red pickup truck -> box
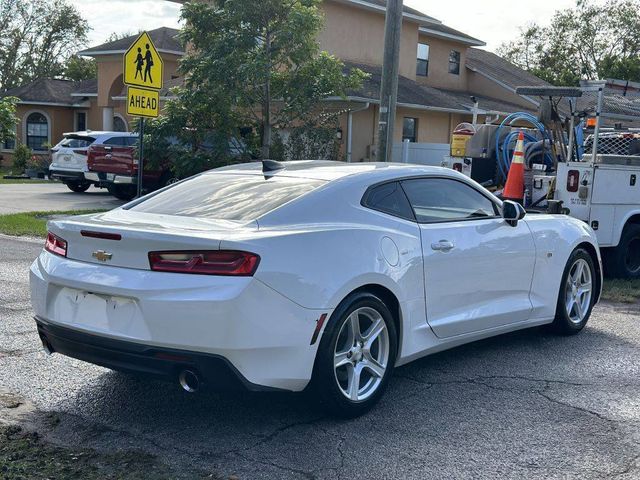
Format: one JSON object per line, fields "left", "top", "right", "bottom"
{"left": 85, "top": 142, "right": 176, "bottom": 200}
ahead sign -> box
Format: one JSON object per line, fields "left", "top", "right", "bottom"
{"left": 123, "top": 31, "right": 164, "bottom": 91}
{"left": 127, "top": 86, "right": 160, "bottom": 118}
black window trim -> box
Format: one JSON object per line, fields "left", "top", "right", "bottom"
{"left": 362, "top": 175, "right": 502, "bottom": 225}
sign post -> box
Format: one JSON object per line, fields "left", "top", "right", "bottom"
{"left": 123, "top": 31, "right": 163, "bottom": 198}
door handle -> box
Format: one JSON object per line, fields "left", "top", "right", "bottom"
{"left": 431, "top": 240, "right": 455, "bottom": 252}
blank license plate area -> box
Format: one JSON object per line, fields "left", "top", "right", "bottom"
{"left": 51, "top": 287, "right": 141, "bottom": 335}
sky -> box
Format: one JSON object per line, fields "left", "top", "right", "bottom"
{"left": 72, "top": 0, "right": 604, "bottom": 52}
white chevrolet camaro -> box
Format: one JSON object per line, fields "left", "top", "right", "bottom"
{"left": 30, "top": 160, "right": 602, "bottom": 417}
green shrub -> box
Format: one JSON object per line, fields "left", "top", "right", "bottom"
{"left": 12, "top": 144, "right": 32, "bottom": 174}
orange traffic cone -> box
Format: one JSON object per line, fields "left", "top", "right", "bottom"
{"left": 503, "top": 131, "right": 525, "bottom": 203}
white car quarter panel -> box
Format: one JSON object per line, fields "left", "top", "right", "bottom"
{"left": 524, "top": 214, "right": 602, "bottom": 319}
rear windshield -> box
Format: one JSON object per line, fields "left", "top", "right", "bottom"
{"left": 127, "top": 173, "right": 326, "bottom": 222}
{"left": 60, "top": 136, "right": 95, "bottom": 148}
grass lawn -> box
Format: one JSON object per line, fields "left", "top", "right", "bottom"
{"left": 0, "top": 210, "right": 107, "bottom": 238}
{"left": 601, "top": 278, "right": 640, "bottom": 304}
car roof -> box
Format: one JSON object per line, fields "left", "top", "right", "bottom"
{"left": 210, "top": 160, "right": 459, "bottom": 183}
{"left": 62, "top": 131, "right": 137, "bottom": 138}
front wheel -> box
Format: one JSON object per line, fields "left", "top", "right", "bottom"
{"left": 311, "top": 292, "right": 397, "bottom": 418}
{"left": 552, "top": 249, "right": 596, "bottom": 335}
{"left": 65, "top": 181, "right": 91, "bottom": 193}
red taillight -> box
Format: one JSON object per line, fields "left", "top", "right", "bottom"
{"left": 148, "top": 251, "right": 260, "bottom": 276}
{"left": 45, "top": 232, "right": 67, "bottom": 257}
{"left": 73, "top": 149, "right": 88, "bottom": 156}
{"left": 452, "top": 163, "right": 463, "bottom": 172}
{"left": 567, "top": 169, "right": 580, "bottom": 192}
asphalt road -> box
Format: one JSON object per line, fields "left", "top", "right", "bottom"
{"left": 1, "top": 235, "right": 639, "bottom": 479}
{"left": 0, "top": 183, "right": 123, "bottom": 214}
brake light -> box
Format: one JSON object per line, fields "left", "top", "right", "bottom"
{"left": 45, "top": 232, "right": 67, "bottom": 257}
{"left": 452, "top": 163, "right": 463, "bottom": 172}
{"left": 567, "top": 170, "right": 580, "bottom": 192}
{"left": 81, "top": 230, "right": 122, "bottom": 241}
{"left": 73, "top": 149, "right": 88, "bottom": 156}
{"left": 148, "top": 251, "right": 260, "bottom": 276}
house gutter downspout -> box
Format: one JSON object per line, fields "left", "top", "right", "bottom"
{"left": 347, "top": 102, "right": 370, "bottom": 162}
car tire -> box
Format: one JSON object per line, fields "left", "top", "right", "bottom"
{"left": 311, "top": 291, "right": 397, "bottom": 418}
{"left": 608, "top": 224, "right": 640, "bottom": 279}
{"left": 107, "top": 185, "right": 137, "bottom": 201}
{"left": 66, "top": 181, "right": 91, "bottom": 193}
{"left": 552, "top": 248, "right": 597, "bottom": 335}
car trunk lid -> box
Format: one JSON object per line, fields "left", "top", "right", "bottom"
{"left": 47, "top": 209, "right": 258, "bottom": 270}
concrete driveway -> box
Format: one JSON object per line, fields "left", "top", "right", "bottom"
{"left": 1, "top": 235, "right": 640, "bottom": 479}
{"left": 0, "top": 183, "right": 124, "bottom": 214}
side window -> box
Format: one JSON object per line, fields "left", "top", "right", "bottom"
{"left": 449, "top": 50, "right": 461, "bottom": 75}
{"left": 401, "top": 178, "right": 497, "bottom": 223}
{"left": 124, "top": 137, "right": 138, "bottom": 147}
{"left": 362, "top": 182, "right": 415, "bottom": 221}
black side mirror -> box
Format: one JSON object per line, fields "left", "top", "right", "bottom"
{"left": 502, "top": 200, "right": 526, "bottom": 226}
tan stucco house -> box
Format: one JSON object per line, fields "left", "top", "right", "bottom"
{"left": 1, "top": 1, "right": 549, "bottom": 167}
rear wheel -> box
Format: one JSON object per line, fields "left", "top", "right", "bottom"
{"left": 107, "top": 184, "right": 136, "bottom": 201}
{"left": 312, "top": 292, "right": 397, "bottom": 418}
{"left": 65, "top": 181, "right": 91, "bottom": 193}
{"left": 609, "top": 224, "right": 640, "bottom": 279}
{"left": 552, "top": 249, "right": 596, "bottom": 335}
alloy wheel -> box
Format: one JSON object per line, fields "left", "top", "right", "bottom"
{"left": 333, "top": 307, "right": 389, "bottom": 402}
{"left": 565, "top": 258, "right": 593, "bottom": 324}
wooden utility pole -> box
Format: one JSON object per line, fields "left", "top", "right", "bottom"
{"left": 377, "top": 0, "right": 403, "bottom": 162}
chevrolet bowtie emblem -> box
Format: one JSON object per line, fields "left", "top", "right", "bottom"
{"left": 92, "top": 250, "right": 113, "bottom": 262}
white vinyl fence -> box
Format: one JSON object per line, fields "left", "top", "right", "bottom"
{"left": 391, "top": 140, "right": 451, "bottom": 167}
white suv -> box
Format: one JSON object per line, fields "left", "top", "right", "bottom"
{"left": 50, "top": 131, "right": 138, "bottom": 193}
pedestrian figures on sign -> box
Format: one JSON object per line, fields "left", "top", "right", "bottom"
{"left": 144, "top": 44, "right": 154, "bottom": 84}
{"left": 134, "top": 48, "right": 144, "bottom": 80}
{"left": 133, "top": 44, "right": 155, "bottom": 84}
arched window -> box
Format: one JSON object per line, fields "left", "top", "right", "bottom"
{"left": 113, "top": 115, "right": 127, "bottom": 132}
{"left": 26, "top": 112, "right": 49, "bottom": 151}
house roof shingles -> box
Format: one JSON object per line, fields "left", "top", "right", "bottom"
{"left": 1, "top": 78, "right": 97, "bottom": 105}
{"left": 466, "top": 48, "right": 550, "bottom": 90}
{"left": 78, "top": 27, "right": 184, "bottom": 56}
{"left": 344, "top": 62, "right": 534, "bottom": 115}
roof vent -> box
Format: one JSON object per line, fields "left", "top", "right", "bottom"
{"left": 262, "top": 160, "right": 285, "bottom": 173}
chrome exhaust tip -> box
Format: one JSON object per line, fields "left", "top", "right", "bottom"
{"left": 178, "top": 369, "right": 200, "bottom": 393}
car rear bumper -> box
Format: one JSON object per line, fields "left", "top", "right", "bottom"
{"left": 84, "top": 172, "right": 136, "bottom": 184}
{"left": 30, "top": 251, "right": 328, "bottom": 391}
{"left": 35, "top": 316, "right": 278, "bottom": 391}
{"left": 50, "top": 169, "right": 86, "bottom": 182}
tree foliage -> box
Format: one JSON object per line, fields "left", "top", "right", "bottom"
{"left": 499, "top": 0, "right": 640, "bottom": 85}
{"left": 0, "top": 96, "right": 18, "bottom": 146}
{"left": 145, "top": 0, "right": 366, "bottom": 172}
{"left": 0, "top": 0, "right": 90, "bottom": 90}
{"left": 63, "top": 55, "right": 96, "bottom": 82}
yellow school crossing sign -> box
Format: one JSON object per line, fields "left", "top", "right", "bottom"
{"left": 123, "top": 31, "right": 164, "bottom": 197}
{"left": 123, "top": 31, "right": 164, "bottom": 90}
